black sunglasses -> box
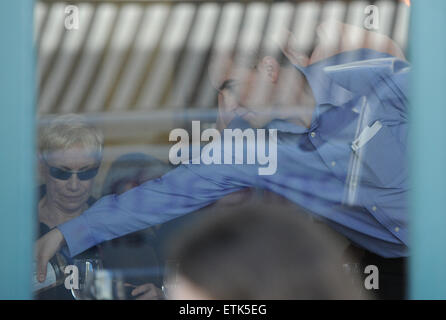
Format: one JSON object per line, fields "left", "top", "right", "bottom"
{"left": 46, "top": 163, "right": 99, "bottom": 181}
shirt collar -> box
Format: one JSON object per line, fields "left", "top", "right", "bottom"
{"left": 265, "top": 49, "right": 408, "bottom": 134}
{"left": 296, "top": 48, "right": 409, "bottom": 103}
{"left": 294, "top": 61, "right": 354, "bottom": 108}
{"left": 263, "top": 55, "right": 357, "bottom": 135}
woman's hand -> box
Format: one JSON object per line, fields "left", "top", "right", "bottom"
{"left": 131, "top": 283, "right": 164, "bottom": 300}
{"left": 35, "top": 228, "right": 65, "bottom": 282}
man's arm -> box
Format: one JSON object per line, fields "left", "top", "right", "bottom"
{"left": 279, "top": 21, "right": 406, "bottom": 68}
{"left": 62, "top": 164, "right": 251, "bottom": 257}
{"left": 36, "top": 148, "right": 257, "bottom": 281}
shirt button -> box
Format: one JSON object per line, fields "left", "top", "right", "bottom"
{"left": 372, "top": 206, "right": 377, "bottom": 212}
{"left": 331, "top": 161, "right": 336, "bottom": 167}
{"left": 310, "top": 132, "right": 316, "bottom": 138}
{"left": 395, "top": 227, "right": 400, "bottom": 232}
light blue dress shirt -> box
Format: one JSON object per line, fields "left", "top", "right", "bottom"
{"left": 58, "top": 49, "right": 410, "bottom": 258}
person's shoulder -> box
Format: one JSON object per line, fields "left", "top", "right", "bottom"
{"left": 338, "top": 48, "right": 396, "bottom": 62}
{"left": 322, "top": 50, "right": 410, "bottom": 98}
{"left": 308, "top": 48, "right": 406, "bottom": 71}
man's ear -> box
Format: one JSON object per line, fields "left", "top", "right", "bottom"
{"left": 259, "top": 56, "right": 280, "bottom": 83}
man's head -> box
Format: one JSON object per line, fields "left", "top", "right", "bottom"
{"left": 101, "top": 153, "right": 172, "bottom": 196}
{"left": 39, "top": 114, "right": 103, "bottom": 213}
{"left": 210, "top": 46, "right": 310, "bottom": 129}
{"left": 210, "top": 21, "right": 407, "bottom": 130}
{"left": 167, "top": 202, "right": 364, "bottom": 299}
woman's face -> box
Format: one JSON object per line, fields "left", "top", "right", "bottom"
{"left": 42, "top": 146, "right": 100, "bottom": 214}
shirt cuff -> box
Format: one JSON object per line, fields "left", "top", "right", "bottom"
{"left": 57, "top": 214, "right": 96, "bottom": 258}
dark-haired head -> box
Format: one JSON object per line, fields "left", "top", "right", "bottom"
{"left": 167, "top": 202, "right": 366, "bottom": 300}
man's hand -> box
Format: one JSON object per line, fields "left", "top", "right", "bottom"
{"left": 216, "top": 88, "right": 239, "bottom": 131}
{"left": 35, "top": 228, "right": 65, "bottom": 282}
{"left": 131, "top": 283, "right": 164, "bottom": 300}
{"left": 278, "top": 20, "right": 406, "bottom": 68}
{"left": 311, "top": 20, "right": 406, "bottom": 63}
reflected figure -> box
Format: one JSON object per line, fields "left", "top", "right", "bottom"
{"left": 36, "top": 114, "right": 103, "bottom": 299}
{"left": 102, "top": 153, "right": 172, "bottom": 196}
{"left": 37, "top": 22, "right": 410, "bottom": 300}
{"left": 100, "top": 153, "right": 171, "bottom": 300}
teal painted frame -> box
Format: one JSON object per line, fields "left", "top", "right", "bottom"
{"left": 409, "top": 0, "right": 446, "bottom": 299}
{"left": 0, "top": 0, "right": 446, "bottom": 300}
{"left": 0, "top": 0, "right": 35, "bottom": 299}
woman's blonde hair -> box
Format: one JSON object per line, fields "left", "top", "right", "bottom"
{"left": 39, "top": 114, "right": 104, "bottom": 160}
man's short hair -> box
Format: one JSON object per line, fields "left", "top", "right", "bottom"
{"left": 232, "top": 42, "right": 293, "bottom": 71}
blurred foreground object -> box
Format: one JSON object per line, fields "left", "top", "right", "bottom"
{"left": 168, "top": 203, "right": 367, "bottom": 300}
{"left": 409, "top": 0, "right": 446, "bottom": 299}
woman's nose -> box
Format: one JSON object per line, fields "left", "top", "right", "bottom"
{"left": 66, "top": 174, "right": 80, "bottom": 191}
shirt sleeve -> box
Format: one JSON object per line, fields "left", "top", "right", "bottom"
{"left": 58, "top": 116, "right": 262, "bottom": 257}
{"left": 58, "top": 162, "right": 255, "bottom": 257}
